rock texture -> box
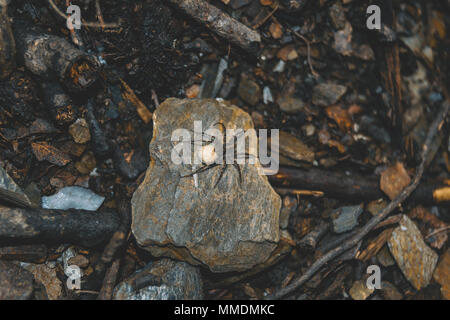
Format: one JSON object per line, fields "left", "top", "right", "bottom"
{"left": 0, "top": 260, "right": 34, "bottom": 300}
{"left": 433, "top": 249, "right": 450, "bottom": 300}
{"left": 0, "top": 165, "right": 35, "bottom": 208}
{"left": 113, "top": 259, "right": 203, "bottom": 300}
{"left": 132, "top": 98, "right": 281, "bottom": 273}
{"left": 21, "top": 262, "right": 63, "bottom": 300}
{"left": 331, "top": 204, "right": 363, "bottom": 234}
{"left": 349, "top": 279, "right": 374, "bottom": 300}
{"left": 277, "top": 131, "right": 315, "bottom": 163}
{"left": 388, "top": 215, "right": 438, "bottom": 290}
{"left": 312, "top": 83, "right": 347, "bottom": 107}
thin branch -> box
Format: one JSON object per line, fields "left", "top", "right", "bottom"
{"left": 167, "top": 0, "right": 261, "bottom": 53}
{"left": 95, "top": 0, "right": 106, "bottom": 30}
{"left": 252, "top": 3, "right": 279, "bottom": 29}
{"left": 97, "top": 258, "right": 120, "bottom": 300}
{"left": 289, "top": 27, "right": 319, "bottom": 78}
{"left": 266, "top": 100, "right": 449, "bottom": 300}
{"left": 425, "top": 226, "right": 450, "bottom": 239}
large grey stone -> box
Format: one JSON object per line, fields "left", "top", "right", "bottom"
{"left": 132, "top": 98, "right": 281, "bottom": 273}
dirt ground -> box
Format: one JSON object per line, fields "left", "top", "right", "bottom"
{"left": 0, "top": 0, "right": 449, "bottom": 300}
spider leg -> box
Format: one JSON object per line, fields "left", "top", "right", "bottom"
{"left": 211, "top": 122, "right": 226, "bottom": 133}
{"left": 213, "top": 164, "right": 227, "bottom": 188}
{"left": 181, "top": 163, "right": 218, "bottom": 178}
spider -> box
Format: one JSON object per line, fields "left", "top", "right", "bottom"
{"left": 180, "top": 122, "right": 256, "bottom": 188}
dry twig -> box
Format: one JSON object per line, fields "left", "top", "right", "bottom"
{"left": 167, "top": 0, "right": 261, "bottom": 52}
{"left": 252, "top": 3, "right": 279, "bottom": 29}
{"left": 266, "top": 100, "right": 449, "bottom": 300}
{"left": 289, "top": 28, "right": 319, "bottom": 78}
{"left": 97, "top": 258, "right": 120, "bottom": 300}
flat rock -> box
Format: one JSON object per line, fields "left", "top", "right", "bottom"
{"left": 0, "top": 260, "right": 34, "bottom": 300}
{"left": 388, "top": 215, "right": 439, "bottom": 290}
{"left": 238, "top": 76, "right": 261, "bottom": 106}
{"left": 276, "top": 131, "right": 315, "bottom": 163}
{"left": 331, "top": 204, "right": 363, "bottom": 234}
{"left": 68, "top": 118, "right": 91, "bottom": 144}
{"left": 380, "top": 162, "right": 411, "bottom": 200}
{"left": 132, "top": 98, "right": 281, "bottom": 273}
{"left": 277, "top": 96, "right": 305, "bottom": 113}
{"left": 349, "top": 279, "right": 374, "bottom": 300}
{"left": 113, "top": 259, "right": 203, "bottom": 300}
{"left": 312, "top": 83, "right": 347, "bottom": 107}
{"left": 0, "top": 165, "right": 35, "bottom": 208}
{"left": 41, "top": 186, "right": 105, "bottom": 211}
{"left": 377, "top": 246, "right": 395, "bottom": 267}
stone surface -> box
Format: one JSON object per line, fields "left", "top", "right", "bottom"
{"left": 433, "top": 249, "right": 450, "bottom": 300}
{"left": 68, "top": 118, "right": 91, "bottom": 144}
{"left": 331, "top": 204, "right": 363, "bottom": 234}
{"left": 0, "top": 260, "right": 34, "bottom": 300}
{"left": 238, "top": 75, "right": 261, "bottom": 106}
{"left": 388, "top": 215, "right": 439, "bottom": 290}
{"left": 21, "top": 262, "right": 62, "bottom": 300}
{"left": 377, "top": 246, "right": 395, "bottom": 267}
{"left": 113, "top": 259, "right": 203, "bottom": 300}
{"left": 349, "top": 279, "right": 374, "bottom": 300}
{"left": 132, "top": 98, "right": 281, "bottom": 273}
{"left": 312, "top": 83, "right": 347, "bottom": 107}
{"left": 381, "top": 281, "right": 403, "bottom": 300}
{"left": 276, "top": 131, "right": 315, "bottom": 163}
{"left": 277, "top": 96, "right": 305, "bottom": 113}
{"left": 41, "top": 186, "right": 105, "bottom": 211}
{"left": 0, "top": 164, "right": 35, "bottom": 207}
{"left": 75, "top": 152, "right": 96, "bottom": 175}
{"left": 333, "top": 22, "right": 353, "bottom": 56}
{"left": 68, "top": 254, "right": 90, "bottom": 268}
{"left": 380, "top": 162, "right": 411, "bottom": 200}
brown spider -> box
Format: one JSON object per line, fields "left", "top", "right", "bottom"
{"left": 181, "top": 122, "right": 255, "bottom": 188}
